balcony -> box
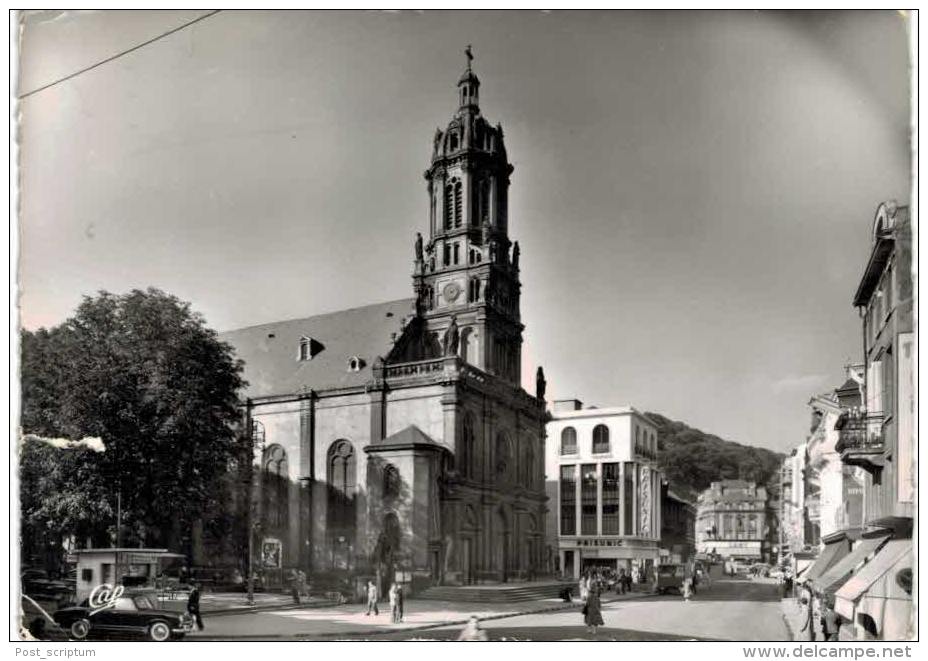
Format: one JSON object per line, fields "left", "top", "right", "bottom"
{"left": 835, "top": 412, "right": 885, "bottom": 473}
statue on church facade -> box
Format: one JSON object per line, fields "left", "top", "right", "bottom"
{"left": 512, "top": 241, "right": 520, "bottom": 271}
{"left": 443, "top": 316, "right": 460, "bottom": 356}
{"left": 415, "top": 232, "right": 424, "bottom": 262}
{"left": 536, "top": 366, "right": 546, "bottom": 400}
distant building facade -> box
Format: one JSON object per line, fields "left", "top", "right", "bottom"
{"left": 807, "top": 386, "right": 865, "bottom": 539}
{"left": 660, "top": 485, "right": 696, "bottom": 564}
{"left": 545, "top": 400, "right": 662, "bottom": 578}
{"left": 780, "top": 446, "right": 809, "bottom": 556}
{"left": 695, "top": 480, "right": 769, "bottom": 561}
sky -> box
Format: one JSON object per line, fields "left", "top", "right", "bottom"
{"left": 16, "top": 10, "right": 912, "bottom": 454}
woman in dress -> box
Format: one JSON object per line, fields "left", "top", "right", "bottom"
{"left": 583, "top": 586, "right": 605, "bottom": 635}
{"left": 388, "top": 583, "right": 400, "bottom": 623}
{"left": 682, "top": 577, "right": 693, "bottom": 602}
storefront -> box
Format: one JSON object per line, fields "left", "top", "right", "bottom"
{"left": 559, "top": 537, "right": 661, "bottom": 579}
{"left": 798, "top": 530, "right": 857, "bottom": 586}
{"left": 834, "top": 539, "right": 912, "bottom": 640}
{"left": 810, "top": 535, "right": 889, "bottom": 604}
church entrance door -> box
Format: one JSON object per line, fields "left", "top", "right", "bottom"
{"left": 462, "top": 537, "right": 475, "bottom": 585}
{"left": 495, "top": 510, "right": 510, "bottom": 583}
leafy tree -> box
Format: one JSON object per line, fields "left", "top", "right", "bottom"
{"left": 645, "top": 412, "right": 783, "bottom": 501}
{"left": 19, "top": 289, "right": 247, "bottom": 567}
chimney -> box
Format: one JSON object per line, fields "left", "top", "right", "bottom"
{"left": 553, "top": 399, "right": 583, "bottom": 412}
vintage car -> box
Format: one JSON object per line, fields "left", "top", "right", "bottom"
{"left": 53, "top": 591, "right": 194, "bottom": 641}
{"left": 654, "top": 564, "right": 687, "bottom": 594}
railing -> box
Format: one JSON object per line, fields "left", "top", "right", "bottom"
{"left": 836, "top": 412, "right": 885, "bottom": 454}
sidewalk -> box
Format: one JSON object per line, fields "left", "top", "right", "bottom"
{"left": 159, "top": 591, "right": 338, "bottom": 616}
{"left": 780, "top": 596, "right": 823, "bottom": 642}
{"left": 186, "top": 589, "right": 659, "bottom": 640}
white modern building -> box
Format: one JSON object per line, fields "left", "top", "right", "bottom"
{"left": 544, "top": 400, "right": 663, "bottom": 579}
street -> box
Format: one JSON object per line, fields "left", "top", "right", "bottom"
{"left": 189, "top": 577, "right": 789, "bottom": 641}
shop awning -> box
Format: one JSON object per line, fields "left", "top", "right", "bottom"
{"left": 811, "top": 535, "right": 889, "bottom": 598}
{"left": 801, "top": 538, "right": 851, "bottom": 583}
{"left": 834, "top": 540, "right": 911, "bottom": 625}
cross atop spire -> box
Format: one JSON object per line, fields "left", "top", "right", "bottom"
{"left": 465, "top": 44, "right": 474, "bottom": 69}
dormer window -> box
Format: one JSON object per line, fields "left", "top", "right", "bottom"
{"left": 347, "top": 356, "right": 365, "bottom": 372}
{"left": 298, "top": 336, "right": 324, "bottom": 361}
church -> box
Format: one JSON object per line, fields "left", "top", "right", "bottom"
{"left": 220, "top": 53, "right": 549, "bottom": 593}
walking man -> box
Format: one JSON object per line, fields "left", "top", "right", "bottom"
{"left": 365, "top": 580, "right": 379, "bottom": 616}
{"left": 187, "top": 582, "right": 204, "bottom": 631}
{"left": 389, "top": 583, "right": 400, "bottom": 623}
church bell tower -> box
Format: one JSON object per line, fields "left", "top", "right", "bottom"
{"left": 410, "top": 48, "right": 523, "bottom": 386}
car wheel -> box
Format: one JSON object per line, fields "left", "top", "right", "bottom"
{"left": 70, "top": 619, "right": 90, "bottom": 640}
{"left": 148, "top": 621, "right": 171, "bottom": 642}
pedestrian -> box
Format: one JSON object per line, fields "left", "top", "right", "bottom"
{"left": 397, "top": 583, "right": 405, "bottom": 622}
{"left": 820, "top": 604, "right": 839, "bottom": 642}
{"left": 579, "top": 573, "right": 589, "bottom": 602}
{"left": 289, "top": 569, "right": 301, "bottom": 604}
{"left": 824, "top": 607, "right": 840, "bottom": 641}
{"left": 389, "top": 583, "right": 400, "bottom": 623}
{"left": 799, "top": 591, "right": 816, "bottom": 642}
{"left": 623, "top": 571, "right": 632, "bottom": 594}
{"left": 365, "top": 580, "right": 379, "bottom": 616}
{"left": 458, "top": 615, "right": 488, "bottom": 641}
{"left": 682, "top": 577, "right": 693, "bottom": 602}
{"left": 187, "top": 582, "right": 204, "bottom": 631}
{"left": 583, "top": 586, "right": 604, "bottom": 635}
{"left": 297, "top": 569, "right": 307, "bottom": 598}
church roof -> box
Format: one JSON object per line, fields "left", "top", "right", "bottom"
{"left": 220, "top": 298, "right": 416, "bottom": 398}
{"left": 366, "top": 424, "right": 448, "bottom": 452}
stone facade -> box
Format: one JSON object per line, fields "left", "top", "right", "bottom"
{"left": 221, "top": 56, "right": 547, "bottom": 593}
{"left": 695, "top": 480, "right": 769, "bottom": 561}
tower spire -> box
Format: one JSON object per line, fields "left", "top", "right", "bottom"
{"left": 457, "top": 46, "right": 480, "bottom": 111}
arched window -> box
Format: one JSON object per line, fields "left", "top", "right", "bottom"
{"left": 479, "top": 178, "right": 491, "bottom": 224}
{"left": 263, "top": 444, "right": 289, "bottom": 528}
{"left": 592, "top": 425, "right": 610, "bottom": 453}
{"left": 444, "top": 183, "right": 454, "bottom": 230}
{"left": 523, "top": 443, "right": 535, "bottom": 488}
{"left": 453, "top": 180, "right": 463, "bottom": 227}
{"left": 560, "top": 427, "right": 577, "bottom": 455}
{"left": 468, "top": 277, "right": 481, "bottom": 303}
{"left": 382, "top": 463, "right": 401, "bottom": 502}
{"left": 327, "top": 440, "right": 357, "bottom": 548}
{"left": 329, "top": 440, "right": 356, "bottom": 496}
{"left": 496, "top": 433, "right": 512, "bottom": 483}
{"left": 460, "top": 327, "right": 473, "bottom": 363}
